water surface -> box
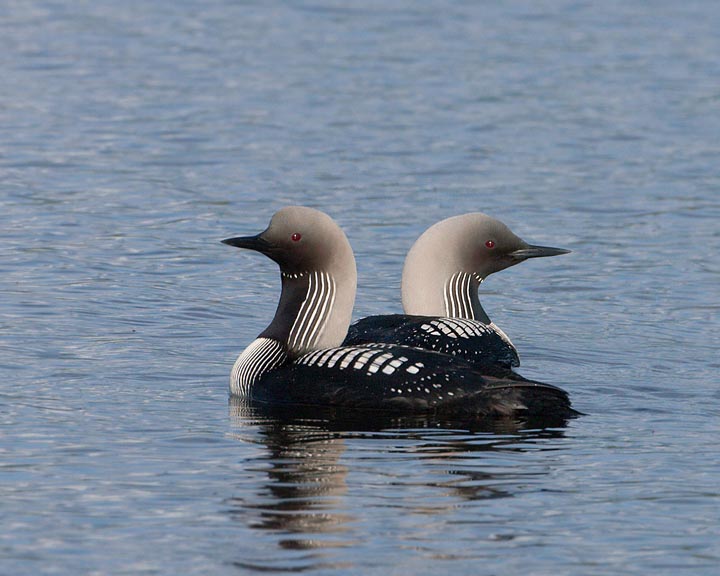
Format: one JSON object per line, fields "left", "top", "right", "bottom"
{"left": 2, "top": 1, "right": 719, "bottom": 574}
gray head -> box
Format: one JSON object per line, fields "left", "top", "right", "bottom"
{"left": 401, "top": 212, "right": 569, "bottom": 321}
{"left": 223, "top": 206, "right": 357, "bottom": 357}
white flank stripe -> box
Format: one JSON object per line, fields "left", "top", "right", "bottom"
{"left": 230, "top": 338, "right": 288, "bottom": 396}
{"left": 254, "top": 343, "right": 285, "bottom": 383}
{"left": 244, "top": 340, "right": 276, "bottom": 387}
{"left": 235, "top": 338, "right": 270, "bottom": 389}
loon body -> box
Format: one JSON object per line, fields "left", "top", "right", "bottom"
{"left": 344, "top": 314, "right": 520, "bottom": 368}
{"left": 344, "top": 213, "right": 569, "bottom": 368}
{"left": 223, "top": 207, "right": 575, "bottom": 419}
{"left": 250, "top": 342, "right": 571, "bottom": 418}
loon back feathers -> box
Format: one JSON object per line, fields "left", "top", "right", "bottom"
{"left": 343, "top": 314, "right": 520, "bottom": 368}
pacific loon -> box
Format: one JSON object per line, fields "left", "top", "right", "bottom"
{"left": 344, "top": 212, "right": 569, "bottom": 370}
{"left": 223, "top": 206, "right": 575, "bottom": 419}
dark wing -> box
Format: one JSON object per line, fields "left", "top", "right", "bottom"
{"left": 343, "top": 314, "right": 520, "bottom": 368}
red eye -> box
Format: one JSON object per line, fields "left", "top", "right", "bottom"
{"left": 291, "top": 232, "right": 302, "bottom": 242}
{"left": 485, "top": 240, "right": 495, "bottom": 249}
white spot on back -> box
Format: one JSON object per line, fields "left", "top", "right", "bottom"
{"left": 431, "top": 319, "right": 458, "bottom": 339}
{"left": 326, "top": 348, "right": 349, "bottom": 368}
{"left": 368, "top": 352, "right": 394, "bottom": 374}
{"left": 421, "top": 323, "right": 442, "bottom": 336}
{"left": 353, "top": 350, "right": 377, "bottom": 370}
{"left": 340, "top": 348, "right": 367, "bottom": 369}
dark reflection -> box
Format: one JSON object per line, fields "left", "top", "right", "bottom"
{"left": 225, "top": 397, "right": 570, "bottom": 571}
{"left": 229, "top": 399, "right": 573, "bottom": 434}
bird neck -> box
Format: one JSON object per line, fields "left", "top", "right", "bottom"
{"left": 402, "top": 264, "right": 492, "bottom": 324}
{"left": 442, "top": 271, "right": 491, "bottom": 323}
{"left": 260, "top": 268, "right": 355, "bottom": 359}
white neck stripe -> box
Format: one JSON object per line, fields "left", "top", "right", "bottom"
{"left": 444, "top": 272, "right": 475, "bottom": 320}
{"left": 288, "top": 270, "right": 336, "bottom": 355}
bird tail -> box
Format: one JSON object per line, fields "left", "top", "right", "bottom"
{"left": 474, "top": 369, "right": 582, "bottom": 420}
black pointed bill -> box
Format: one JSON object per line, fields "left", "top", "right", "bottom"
{"left": 509, "top": 244, "right": 571, "bottom": 260}
{"left": 221, "top": 233, "right": 274, "bottom": 255}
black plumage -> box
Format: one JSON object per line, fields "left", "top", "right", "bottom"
{"left": 344, "top": 314, "right": 520, "bottom": 368}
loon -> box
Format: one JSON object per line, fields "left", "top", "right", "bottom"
{"left": 344, "top": 213, "right": 570, "bottom": 369}
{"left": 222, "top": 206, "right": 575, "bottom": 419}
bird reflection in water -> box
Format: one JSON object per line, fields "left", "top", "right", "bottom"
{"left": 225, "top": 397, "right": 570, "bottom": 570}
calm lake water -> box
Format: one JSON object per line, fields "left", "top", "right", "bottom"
{"left": 2, "top": 1, "right": 719, "bottom": 574}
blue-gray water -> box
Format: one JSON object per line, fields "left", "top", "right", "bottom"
{"left": 2, "top": 1, "right": 719, "bottom": 574}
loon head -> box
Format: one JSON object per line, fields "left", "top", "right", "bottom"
{"left": 401, "top": 212, "right": 569, "bottom": 321}
{"left": 223, "top": 206, "right": 357, "bottom": 358}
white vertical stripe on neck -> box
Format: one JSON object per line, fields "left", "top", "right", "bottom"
{"left": 444, "top": 272, "right": 475, "bottom": 320}
{"left": 450, "top": 273, "right": 459, "bottom": 317}
{"left": 287, "top": 271, "right": 336, "bottom": 355}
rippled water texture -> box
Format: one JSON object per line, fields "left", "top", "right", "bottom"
{"left": 2, "top": 1, "right": 719, "bottom": 574}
